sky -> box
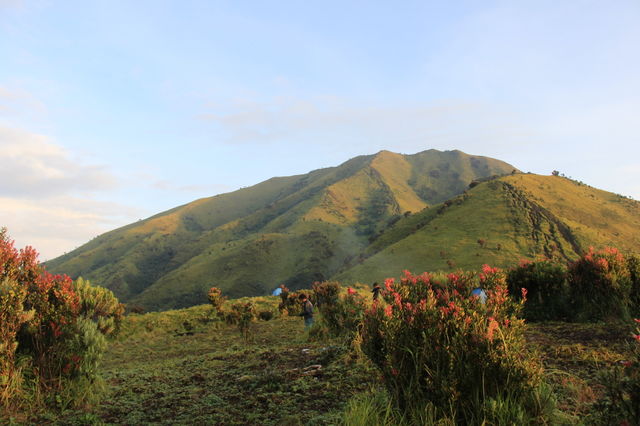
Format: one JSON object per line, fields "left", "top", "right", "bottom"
{"left": 1, "top": 0, "right": 639, "bottom": 260}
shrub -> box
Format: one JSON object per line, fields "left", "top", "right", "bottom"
{"left": 312, "top": 281, "right": 340, "bottom": 309}
{"left": 258, "top": 310, "right": 274, "bottom": 321}
{"left": 507, "top": 259, "right": 569, "bottom": 321}
{"left": 360, "top": 268, "right": 552, "bottom": 423}
{"left": 568, "top": 247, "right": 632, "bottom": 321}
{"left": 315, "top": 285, "right": 367, "bottom": 339}
{"left": 227, "top": 302, "right": 256, "bottom": 340}
{"left": 0, "top": 228, "right": 122, "bottom": 416}
{"left": 593, "top": 319, "right": 640, "bottom": 424}
{"left": 207, "top": 286, "right": 227, "bottom": 317}
{"left": 627, "top": 255, "right": 640, "bottom": 316}
{"left": 283, "top": 292, "right": 302, "bottom": 316}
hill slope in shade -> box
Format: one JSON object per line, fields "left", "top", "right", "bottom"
{"left": 45, "top": 149, "right": 517, "bottom": 310}
{"left": 336, "top": 174, "right": 640, "bottom": 285}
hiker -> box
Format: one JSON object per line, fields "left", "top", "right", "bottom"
{"left": 298, "top": 293, "right": 314, "bottom": 328}
{"left": 371, "top": 282, "right": 382, "bottom": 301}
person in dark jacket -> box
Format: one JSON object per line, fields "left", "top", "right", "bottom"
{"left": 298, "top": 293, "right": 314, "bottom": 328}
{"left": 371, "top": 282, "right": 382, "bottom": 301}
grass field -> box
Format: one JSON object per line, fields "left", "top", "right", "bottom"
{"left": 27, "top": 295, "right": 636, "bottom": 425}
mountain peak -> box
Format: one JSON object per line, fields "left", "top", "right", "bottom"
{"left": 46, "top": 149, "right": 525, "bottom": 310}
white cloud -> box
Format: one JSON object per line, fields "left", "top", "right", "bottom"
{"left": 0, "top": 195, "right": 142, "bottom": 261}
{"left": 0, "top": 85, "right": 46, "bottom": 117}
{"left": 0, "top": 126, "right": 118, "bottom": 198}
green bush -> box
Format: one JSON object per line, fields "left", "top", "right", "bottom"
{"left": 0, "top": 228, "right": 122, "bottom": 417}
{"left": 592, "top": 319, "right": 640, "bottom": 424}
{"left": 314, "top": 284, "right": 367, "bottom": 339}
{"left": 627, "top": 255, "right": 640, "bottom": 317}
{"left": 507, "top": 259, "right": 569, "bottom": 321}
{"left": 568, "top": 247, "right": 632, "bottom": 321}
{"left": 227, "top": 302, "right": 256, "bottom": 340}
{"left": 207, "top": 286, "right": 227, "bottom": 318}
{"left": 360, "top": 267, "right": 553, "bottom": 423}
{"left": 312, "top": 280, "right": 340, "bottom": 309}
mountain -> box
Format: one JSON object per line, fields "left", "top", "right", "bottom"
{"left": 45, "top": 149, "right": 517, "bottom": 310}
{"left": 336, "top": 173, "right": 640, "bottom": 284}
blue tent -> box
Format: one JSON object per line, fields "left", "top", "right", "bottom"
{"left": 471, "top": 288, "right": 487, "bottom": 304}
{"left": 272, "top": 287, "right": 283, "bottom": 296}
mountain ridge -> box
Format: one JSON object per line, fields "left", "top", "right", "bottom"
{"left": 45, "top": 148, "right": 640, "bottom": 311}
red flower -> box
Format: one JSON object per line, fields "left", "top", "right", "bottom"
{"left": 384, "top": 278, "right": 394, "bottom": 291}
{"left": 347, "top": 287, "right": 356, "bottom": 296}
{"left": 384, "top": 305, "right": 393, "bottom": 318}
{"left": 521, "top": 287, "right": 528, "bottom": 299}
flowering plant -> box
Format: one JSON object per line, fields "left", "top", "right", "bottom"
{"left": 568, "top": 247, "right": 632, "bottom": 321}
{"left": 360, "top": 268, "right": 548, "bottom": 422}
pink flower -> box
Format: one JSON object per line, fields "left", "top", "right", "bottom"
{"left": 394, "top": 292, "right": 402, "bottom": 307}
{"left": 347, "top": 287, "right": 356, "bottom": 296}
{"left": 487, "top": 319, "right": 499, "bottom": 342}
{"left": 521, "top": 287, "right": 528, "bottom": 300}
{"left": 384, "top": 305, "right": 393, "bottom": 318}
{"left": 384, "top": 278, "right": 395, "bottom": 291}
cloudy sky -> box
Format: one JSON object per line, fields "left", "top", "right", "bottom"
{"left": 1, "top": 0, "right": 639, "bottom": 260}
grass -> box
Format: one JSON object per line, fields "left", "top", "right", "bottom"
{"left": 22, "top": 292, "right": 637, "bottom": 425}
{"left": 337, "top": 174, "right": 640, "bottom": 286}
{"left": 31, "top": 298, "right": 378, "bottom": 425}
{"left": 44, "top": 149, "right": 518, "bottom": 311}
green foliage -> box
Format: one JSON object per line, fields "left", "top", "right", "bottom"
{"left": 207, "top": 286, "right": 227, "bottom": 317}
{"left": 592, "top": 320, "right": 640, "bottom": 424}
{"left": 74, "top": 277, "right": 124, "bottom": 335}
{"left": 313, "top": 282, "right": 367, "bottom": 339}
{"left": 507, "top": 259, "right": 570, "bottom": 321}
{"left": 0, "top": 229, "right": 122, "bottom": 419}
{"left": 45, "top": 150, "right": 519, "bottom": 311}
{"left": 568, "top": 247, "right": 633, "bottom": 322}
{"left": 360, "top": 268, "right": 553, "bottom": 423}
{"left": 228, "top": 302, "right": 256, "bottom": 340}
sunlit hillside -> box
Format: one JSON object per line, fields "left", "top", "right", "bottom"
{"left": 336, "top": 174, "right": 640, "bottom": 285}
{"left": 45, "top": 149, "right": 515, "bottom": 310}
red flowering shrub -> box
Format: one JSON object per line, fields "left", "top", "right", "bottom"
{"left": 312, "top": 281, "right": 340, "bottom": 309}
{"left": 317, "top": 285, "right": 368, "bottom": 339}
{"left": 568, "top": 247, "right": 632, "bottom": 321}
{"left": 361, "top": 268, "right": 551, "bottom": 423}
{"left": 507, "top": 259, "right": 569, "bottom": 321}
{"left": 207, "top": 286, "right": 227, "bottom": 318}
{"left": 0, "top": 229, "right": 122, "bottom": 415}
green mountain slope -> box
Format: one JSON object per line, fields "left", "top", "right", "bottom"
{"left": 336, "top": 174, "right": 640, "bottom": 284}
{"left": 45, "top": 149, "right": 516, "bottom": 310}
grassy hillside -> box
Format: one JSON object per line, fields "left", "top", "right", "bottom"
{"left": 33, "top": 297, "right": 635, "bottom": 425}
{"left": 46, "top": 149, "right": 516, "bottom": 311}
{"left": 336, "top": 174, "right": 640, "bottom": 285}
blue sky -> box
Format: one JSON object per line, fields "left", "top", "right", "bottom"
{"left": 1, "top": 0, "right": 639, "bottom": 259}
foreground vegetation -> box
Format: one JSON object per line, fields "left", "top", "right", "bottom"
{"left": 3, "top": 225, "right": 640, "bottom": 424}
{"left": 20, "top": 302, "right": 638, "bottom": 425}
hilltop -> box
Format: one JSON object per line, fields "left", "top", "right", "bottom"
{"left": 45, "top": 149, "right": 640, "bottom": 311}
{"left": 336, "top": 173, "right": 640, "bottom": 284}
{"left": 45, "top": 149, "right": 515, "bottom": 310}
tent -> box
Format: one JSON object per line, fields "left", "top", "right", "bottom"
{"left": 272, "top": 287, "right": 283, "bottom": 296}
{"left": 471, "top": 288, "right": 487, "bottom": 304}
